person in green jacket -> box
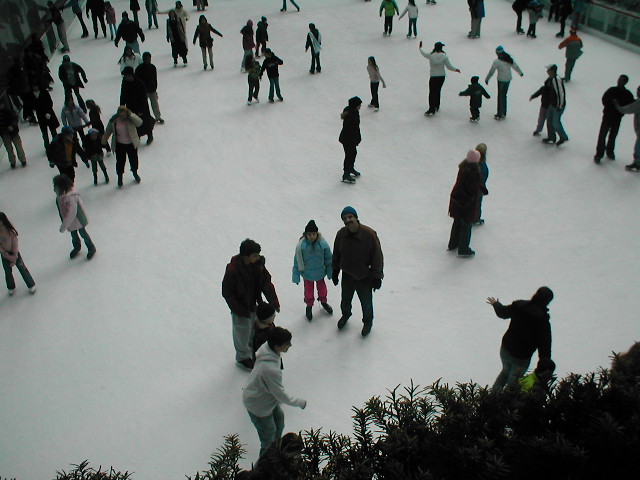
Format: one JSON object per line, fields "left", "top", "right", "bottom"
{"left": 519, "top": 358, "right": 556, "bottom": 392}
{"left": 380, "top": 0, "right": 399, "bottom": 36}
{"left": 557, "top": 27, "right": 583, "bottom": 82}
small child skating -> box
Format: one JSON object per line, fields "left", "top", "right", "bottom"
{"left": 399, "top": 0, "right": 418, "bottom": 38}
{"left": 53, "top": 174, "right": 96, "bottom": 260}
{"left": 86, "top": 99, "right": 111, "bottom": 153}
{"left": 526, "top": 0, "right": 543, "bottom": 38}
{"left": 292, "top": 220, "right": 333, "bottom": 320}
{"left": 83, "top": 128, "right": 109, "bottom": 185}
{"left": 252, "top": 303, "right": 277, "bottom": 355}
{"left": 367, "top": 56, "right": 386, "bottom": 111}
{"left": 473, "top": 143, "right": 489, "bottom": 226}
{"left": 0, "top": 212, "right": 36, "bottom": 296}
{"left": 459, "top": 76, "right": 490, "bottom": 122}
{"left": 519, "top": 358, "right": 556, "bottom": 391}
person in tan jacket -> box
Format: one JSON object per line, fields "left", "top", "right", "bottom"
{"left": 102, "top": 106, "right": 143, "bottom": 187}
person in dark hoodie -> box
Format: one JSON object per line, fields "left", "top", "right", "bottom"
{"left": 135, "top": 52, "right": 163, "bottom": 123}
{"left": 260, "top": 49, "right": 284, "bottom": 103}
{"left": 240, "top": 20, "right": 255, "bottom": 72}
{"left": 339, "top": 96, "right": 362, "bottom": 183}
{"left": 32, "top": 84, "right": 60, "bottom": 148}
{"left": 58, "top": 55, "right": 88, "bottom": 112}
{"left": 487, "top": 286, "right": 554, "bottom": 390}
{"left": 512, "top": 0, "right": 528, "bottom": 34}
{"left": 120, "top": 66, "right": 154, "bottom": 145}
{"left": 222, "top": 239, "right": 280, "bottom": 371}
{"left": 305, "top": 23, "right": 321, "bottom": 74}
{"left": 459, "top": 75, "right": 490, "bottom": 122}
{"left": 114, "top": 12, "right": 146, "bottom": 53}
{"left": 255, "top": 16, "right": 268, "bottom": 58}
{"left": 47, "top": 126, "right": 88, "bottom": 182}
{"left": 594, "top": 74, "right": 634, "bottom": 164}
{"left": 83, "top": 128, "right": 109, "bottom": 185}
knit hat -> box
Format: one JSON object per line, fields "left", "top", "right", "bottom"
{"left": 475, "top": 143, "right": 487, "bottom": 156}
{"left": 466, "top": 149, "right": 481, "bottom": 163}
{"left": 304, "top": 220, "right": 318, "bottom": 233}
{"left": 341, "top": 206, "right": 358, "bottom": 219}
{"left": 531, "top": 286, "right": 554, "bottom": 306}
{"left": 61, "top": 126, "right": 74, "bottom": 136}
{"left": 87, "top": 128, "right": 99, "bottom": 135}
{"left": 496, "top": 46, "right": 504, "bottom": 53}
{"left": 62, "top": 55, "right": 70, "bottom": 62}
{"left": 256, "top": 303, "right": 276, "bottom": 321}
{"left": 261, "top": 16, "right": 267, "bottom": 22}
{"left": 348, "top": 96, "right": 363, "bottom": 107}
{"left": 471, "top": 76, "right": 479, "bottom": 83}
{"left": 546, "top": 64, "right": 557, "bottom": 72}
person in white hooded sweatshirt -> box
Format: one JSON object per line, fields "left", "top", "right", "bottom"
{"left": 242, "top": 327, "right": 306, "bottom": 459}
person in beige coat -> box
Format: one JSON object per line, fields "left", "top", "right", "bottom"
{"left": 102, "top": 106, "right": 143, "bottom": 187}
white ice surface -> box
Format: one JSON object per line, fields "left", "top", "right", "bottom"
{"left": 1, "top": 0, "right": 639, "bottom": 478}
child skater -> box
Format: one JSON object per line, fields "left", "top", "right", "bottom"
{"left": 53, "top": 174, "right": 96, "bottom": 260}
{"left": 367, "top": 56, "right": 386, "bottom": 111}
{"left": 0, "top": 212, "right": 36, "bottom": 296}
{"left": 473, "top": 143, "right": 489, "bottom": 225}
{"left": 105, "top": 1, "right": 117, "bottom": 40}
{"left": 292, "top": 220, "right": 333, "bottom": 321}
{"left": 245, "top": 54, "right": 261, "bottom": 105}
{"left": 86, "top": 99, "right": 111, "bottom": 153}
{"left": 252, "top": 303, "right": 277, "bottom": 356}
{"left": 399, "top": 0, "right": 418, "bottom": 38}
{"left": 84, "top": 128, "right": 109, "bottom": 185}
{"left": 519, "top": 358, "right": 556, "bottom": 392}
{"left": 459, "top": 76, "right": 490, "bottom": 122}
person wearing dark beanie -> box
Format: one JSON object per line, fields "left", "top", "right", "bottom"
{"left": 292, "top": 220, "right": 333, "bottom": 321}
{"left": 339, "top": 97, "right": 362, "bottom": 183}
{"left": 332, "top": 207, "right": 384, "bottom": 337}
{"left": 252, "top": 303, "right": 277, "bottom": 355}
{"left": 223, "top": 238, "right": 280, "bottom": 370}
{"left": 486, "top": 286, "right": 554, "bottom": 389}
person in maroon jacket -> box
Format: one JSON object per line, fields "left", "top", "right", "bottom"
{"left": 222, "top": 239, "right": 280, "bottom": 370}
{"left": 486, "top": 286, "right": 554, "bottom": 390}
{"left": 447, "top": 149, "right": 487, "bottom": 258}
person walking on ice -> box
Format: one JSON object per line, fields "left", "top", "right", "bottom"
{"left": 419, "top": 41, "right": 461, "bottom": 117}
{"left": 305, "top": 23, "right": 321, "bottom": 74}
{"left": 485, "top": 46, "right": 523, "bottom": 120}
{"left": 292, "top": 220, "right": 333, "bottom": 321}
{"left": 367, "top": 56, "right": 386, "bottom": 111}
{"left": 380, "top": 0, "right": 399, "bottom": 36}
{"left": 399, "top": 0, "right": 418, "bottom": 38}
{"left": 339, "top": 96, "right": 362, "bottom": 183}
{"left": 53, "top": 174, "right": 96, "bottom": 260}
{"left": 0, "top": 212, "right": 36, "bottom": 295}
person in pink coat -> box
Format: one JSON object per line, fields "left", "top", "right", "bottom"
{"left": 0, "top": 212, "right": 36, "bottom": 295}
{"left": 53, "top": 174, "right": 96, "bottom": 260}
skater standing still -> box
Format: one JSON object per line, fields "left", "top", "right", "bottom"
{"left": 487, "top": 286, "right": 554, "bottom": 390}
{"left": 222, "top": 238, "right": 280, "bottom": 370}
{"left": 542, "top": 64, "right": 569, "bottom": 146}
{"left": 48, "top": 126, "right": 87, "bottom": 182}
{"left": 58, "top": 55, "right": 88, "bottom": 112}
{"left": 525, "top": 0, "right": 543, "bottom": 38}
{"left": 399, "top": 0, "right": 418, "bottom": 38}
{"left": 135, "top": 52, "right": 164, "bottom": 123}
{"left": 292, "top": 220, "right": 333, "bottom": 321}
{"left": 86, "top": 0, "right": 107, "bottom": 38}
{"left": 512, "top": 0, "right": 527, "bottom": 34}
{"left": 0, "top": 213, "right": 36, "bottom": 296}
{"left": 167, "top": 10, "right": 188, "bottom": 66}
{"left": 240, "top": 20, "right": 255, "bottom": 72}
{"left": 53, "top": 174, "right": 96, "bottom": 260}
{"left": 102, "top": 105, "right": 143, "bottom": 187}
{"left": 281, "top": 0, "right": 300, "bottom": 12}
{"left": 474, "top": 143, "right": 488, "bottom": 225}
{"left": 105, "top": 2, "right": 117, "bottom": 40}
{"left": 594, "top": 75, "right": 634, "bottom": 163}
{"left": 447, "top": 149, "right": 487, "bottom": 257}
{"left": 85, "top": 99, "right": 111, "bottom": 153}
{"left": 467, "top": 0, "right": 484, "bottom": 39}
{"left": 193, "top": 15, "right": 223, "bottom": 70}
{"left": 245, "top": 54, "right": 261, "bottom": 105}
{"left": 260, "top": 49, "right": 284, "bottom": 103}
{"left": 130, "top": 0, "right": 140, "bottom": 24}
{"left": 458, "top": 75, "right": 490, "bottom": 122}
{"left": 305, "top": 23, "right": 321, "bottom": 74}
{"left": 485, "top": 46, "right": 523, "bottom": 120}
{"left": 555, "top": 0, "right": 572, "bottom": 38}
{"left": 558, "top": 27, "right": 583, "bottom": 82}
{"left": 255, "top": 16, "right": 268, "bottom": 57}
{"left": 332, "top": 206, "right": 384, "bottom": 337}
{"left": 367, "top": 56, "right": 386, "bottom": 111}
{"left": 84, "top": 128, "right": 109, "bottom": 184}
{"left": 380, "top": 0, "right": 399, "bottom": 36}
{"left": 64, "top": 0, "right": 89, "bottom": 38}
{"left": 419, "top": 41, "right": 461, "bottom": 116}
{"left": 339, "top": 96, "right": 362, "bottom": 183}
{"left": 242, "top": 327, "right": 306, "bottom": 460}
{"left": 0, "top": 98, "right": 28, "bottom": 168}
{"left": 614, "top": 85, "right": 640, "bottom": 171}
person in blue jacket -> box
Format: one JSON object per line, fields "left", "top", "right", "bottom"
{"left": 292, "top": 220, "right": 333, "bottom": 321}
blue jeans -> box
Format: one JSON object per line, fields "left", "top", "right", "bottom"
{"left": 546, "top": 106, "right": 568, "bottom": 142}
{"left": 497, "top": 81, "right": 510, "bottom": 117}
{"left": 231, "top": 312, "right": 255, "bottom": 362}
{"left": 71, "top": 228, "right": 95, "bottom": 253}
{"left": 268, "top": 77, "right": 282, "bottom": 101}
{"left": 492, "top": 345, "right": 531, "bottom": 390}
{"left": 2, "top": 253, "right": 35, "bottom": 290}
{"left": 248, "top": 405, "right": 284, "bottom": 459}
{"left": 340, "top": 273, "right": 374, "bottom": 324}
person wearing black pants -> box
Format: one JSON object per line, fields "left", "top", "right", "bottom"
{"left": 419, "top": 41, "right": 460, "bottom": 116}
{"left": 380, "top": 0, "right": 399, "bottom": 35}
{"left": 512, "top": 0, "right": 527, "bottom": 34}
{"left": 86, "top": 0, "right": 107, "bottom": 38}
{"left": 594, "top": 75, "right": 635, "bottom": 163}
{"left": 339, "top": 96, "right": 362, "bottom": 183}
{"left": 32, "top": 85, "right": 60, "bottom": 148}
{"left": 102, "top": 106, "right": 143, "bottom": 187}
{"left": 555, "top": 0, "right": 572, "bottom": 37}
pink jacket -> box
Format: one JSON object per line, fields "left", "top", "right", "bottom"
{"left": 0, "top": 229, "right": 19, "bottom": 267}
{"left": 57, "top": 190, "right": 89, "bottom": 232}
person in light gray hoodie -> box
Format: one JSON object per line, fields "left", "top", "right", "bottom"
{"left": 615, "top": 85, "right": 640, "bottom": 171}
{"left": 419, "top": 41, "right": 460, "bottom": 116}
{"left": 485, "top": 46, "right": 523, "bottom": 120}
{"left": 242, "top": 327, "right": 306, "bottom": 459}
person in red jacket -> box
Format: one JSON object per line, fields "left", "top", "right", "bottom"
{"left": 222, "top": 239, "right": 280, "bottom": 370}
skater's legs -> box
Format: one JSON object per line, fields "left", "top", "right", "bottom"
{"left": 303, "top": 279, "right": 315, "bottom": 306}
{"left": 316, "top": 279, "right": 328, "bottom": 304}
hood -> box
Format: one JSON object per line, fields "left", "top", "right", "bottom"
{"left": 246, "top": 19, "right": 253, "bottom": 26}
{"left": 255, "top": 342, "right": 280, "bottom": 365}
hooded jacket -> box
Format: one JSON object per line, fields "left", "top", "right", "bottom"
{"left": 339, "top": 105, "right": 361, "bottom": 145}
{"left": 242, "top": 343, "right": 306, "bottom": 416}
{"left": 222, "top": 255, "right": 280, "bottom": 317}
{"left": 448, "top": 161, "right": 486, "bottom": 221}
{"left": 241, "top": 21, "right": 255, "bottom": 50}
{"left": 57, "top": 190, "right": 89, "bottom": 232}
{"left": 492, "top": 299, "right": 552, "bottom": 360}
{"left": 292, "top": 235, "right": 332, "bottom": 283}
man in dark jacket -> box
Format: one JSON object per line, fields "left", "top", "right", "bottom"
{"left": 530, "top": 79, "right": 551, "bottom": 136}
{"left": 47, "top": 126, "right": 87, "bottom": 181}
{"left": 339, "top": 96, "right": 362, "bottom": 183}
{"left": 594, "top": 74, "right": 635, "bottom": 163}
{"left": 135, "top": 52, "right": 163, "bottom": 123}
{"left": 332, "top": 206, "right": 384, "bottom": 337}
{"left": 32, "top": 84, "right": 60, "bottom": 148}
{"left": 542, "top": 64, "right": 568, "bottom": 146}
{"left": 305, "top": 23, "right": 321, "bottom": 73}
{"left": 222, "top": 239, "right": 280, "bottom": 370}
{"left": 0, "top": 99, "right": 28, "bottom": 168}
{"left": 120, "top": 66, "right": 154, "bottom": 144}
{"left": 512, "top": 0, "right": 528, "bottom": 34}
{"left": 260, "top": 49, "right": 284, "bottom": 103}
{"left": 86, "top": 0, "right": 107, "bottom": 38}
{"left": 487, "top": 286, "right": 554, "bottom": 390}
{"left": 115, "top": 12, "right": 146, "bottom": 53}
{"left": 58, "top": 55, "right": 88, "bottom": 112}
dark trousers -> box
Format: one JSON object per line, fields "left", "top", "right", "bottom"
{"left": 71, "top": 228, "right": 95, "bottom": 252}
{"left": 384, "top": 16, "right": 393, "bottom": 34}
{"left": 91, "top": 13, "right": 107, "bottom": 37}
{"left": 340, "top": 273, "right": 374, "bottom": 324}
{"left": 497, "top": 81, "right": 510, "bottom": 117}
{"left": 470, "top": 106, "right": 480, "bottom": 119}
{"left": 448, "top": 218, "right": 473, "bottom": 254}
{"left": 515, "top": 9, "right": 523, "bottom": 31}
{"left": 596, "top": 116, "right": 622, "bottom": 159}
{"left": 248, "top": 77, "right": 260, "bottom": 101}
{"left": 57, "top": 165, "right": 76, "bottom": 182}
{"left": 558, "top": 14, "right": 569, "bottom": 35}
{"left": 342, "top": 143, "right": 357, "bottom": 174}
{"left": 527, "top": 22, "right": 537, "bottom": 36}
{"left": 428, "top": 75, "right": 445, "bottom": 112}
{"left": 74, "top": 11, "right": 89, "bottom": 35}
{"left": 115, "top": 142, "right": 139, "bottom": 175}
{"left": 2, "top": 254, "right": 35, "bottom": 290}
{"left": 370, "top": 81, "right": 380, "bottom": 108}
{"left": 39, "top": 123, "right": 57, "bottom": 148}
{"left": 310, "top": 52, "right": 321, "bottom": 72}
{"left": 255, "top": 39, "right": 267, "bottom": 56}
{"left": 63, "top": 85, "right": 86, "bottom": 112}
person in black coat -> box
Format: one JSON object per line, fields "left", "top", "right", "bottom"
{"left": 447, "top": 149, "right": 487, "bottom": 257}
{"left": 487, "top": 286, "right": 554, "bottom": 390}
{"left": 459, "top": 76, "right": 490, "bottom": 122}
{"left": 32, "top": 84, "right": 60, "bottom": 148}
{"left": 115, "top": 13, "right": 146, "bottom": 53}
{"left": 58, "top": 55, "right": 88, "bottom": 112}
{"left": 47, "top": 126, "right": 88, "bottom": 181}
{"left": 255, "top": 16, "right": 268, "bottom": 57}
{"left": 339, "top": 96, "right": 362, "bottom": 183}
{"left": 594, "top": 74, "right": 635, "bottom": 163}
{"left": 555, "top": 0, "right": 572, "bottom": 37}
{"left": 512, "top": 0, "right": 528, "bottom": 34}
{"left": 86, "top": 0, "right": 107, "bottom": 38}
{"left": 259, "top": 49, "right": 284, "bottom": 103}
{"left": 135, "top": 52, "right": 163, "bottom": 123}
{"left": 120, "top": 66, "right": 154, "bottom": 144}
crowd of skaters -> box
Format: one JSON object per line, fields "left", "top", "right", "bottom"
{"left": 1, "top": 0, "right": 640, "bottom": 465}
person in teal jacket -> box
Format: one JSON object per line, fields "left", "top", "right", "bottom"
{"left": 380, "top": 0, "right": 399, "bottom": 36}
{"left": 292, "top": 220, "right": 333, "bottom": 321}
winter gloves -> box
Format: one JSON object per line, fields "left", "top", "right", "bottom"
{"left": 372, "top": 278, "right": 382, "bottom": 291}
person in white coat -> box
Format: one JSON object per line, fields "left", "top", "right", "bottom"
{"left": 242, "top": 327, "right": 306, "bottom": 459}
{"left": 485, "top": 46, "right": 523, "bottom": 120}
{"left": 419, "top": 41, "right": 461, "bottom": 116}
{"left": 53, "top": 174, "right": 96, "bottom": 260}
{"left": 399, "top": 0, "right": 418, "bottom": 38}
